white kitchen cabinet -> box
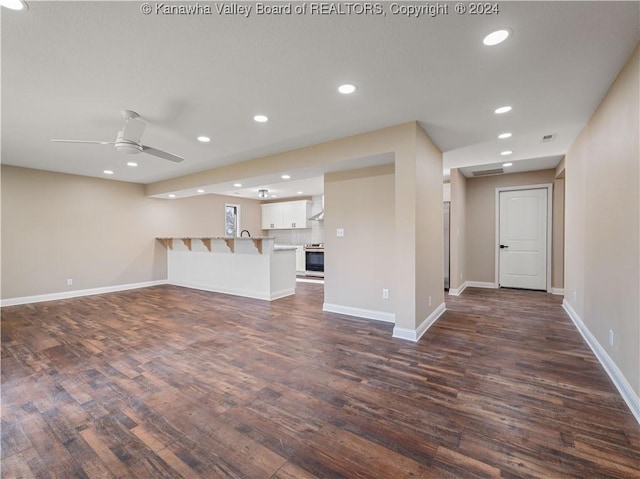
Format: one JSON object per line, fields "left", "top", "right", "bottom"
{"left": 261, "top": 203, "right": 283, "bottom": 229}
{"left": 261, "top": 200, "right": 311, "bottom": 230}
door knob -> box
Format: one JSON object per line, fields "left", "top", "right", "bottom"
{"left": 500, "top": 245, "right": 509, "bottom": 249}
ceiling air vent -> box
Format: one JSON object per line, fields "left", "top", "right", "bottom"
{"left": 472, "top": 168, "right": 504, "bottom": 177}
{"left": 542, "top": 133, "right": 556, "bottom": 142}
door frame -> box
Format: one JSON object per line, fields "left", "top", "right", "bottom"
{"left": 494, "top": 184, "right": 553, "bottom": 292}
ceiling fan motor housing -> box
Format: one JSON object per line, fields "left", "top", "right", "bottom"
{"left": 115, "top": 131, "right": 143, "bottom": 154}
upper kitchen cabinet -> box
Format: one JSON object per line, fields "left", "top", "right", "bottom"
{"left": 261, "top": 200, "right": 311, "bottom": 230}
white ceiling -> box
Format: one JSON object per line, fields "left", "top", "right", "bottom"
{"left": 2, "top": 2, "right": 638, "bottom": 199}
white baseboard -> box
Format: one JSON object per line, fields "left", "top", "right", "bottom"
{"left": 0, "top": 280, "right": 168, "bottom": 307}
{"left": 563, "top": 300, "right": 640, "bottom": 425}
{"left": 551, "top": 288, "right": 565, "bottom": 295}
{"left": 322, "top": 303, "right": 395, "bottom": 323}
{"left": 393, "top": 302, "right": 446, "bottom": 342}
{"left": 169, "top": 280, "right": 294, "bottom": 302}
{"left": 467, "top": 281, "right": 498, "bottom": 289}
{"left": 448, "top": 282, "right": 467, "bottom": 296}
{"left": 448, "top": 281, "right": 497, "bottom": 296}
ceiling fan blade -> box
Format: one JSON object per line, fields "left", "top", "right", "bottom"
{"left": 142, "top": 145, "right": 184, "bottom": 163}
{"left": 51, "top": 139, "right": 114, "bottom": 145}
{"left": 122, "top": 118, "right": 146, "bottom": 142}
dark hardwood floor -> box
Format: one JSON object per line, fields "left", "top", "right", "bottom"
{"left": 2, "top": 284, "right": 639, "bottom": 478}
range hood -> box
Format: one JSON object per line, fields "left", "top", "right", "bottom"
{"left": 308, "top": 194, "right": 324, "bottom": 221}
{"left": 308, "top": 210, "right": 324, "bottom": 221}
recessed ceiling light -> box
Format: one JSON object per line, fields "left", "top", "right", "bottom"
{"left": 494, "top": 106, "right": 512, "bottom": 114}
{"left": 126, "top": 161, "right": 138, "bottom": 167}
{"left": 297, "top": 191, "right": 303, "bottom": 195}
{"left": 168, "top": 194, "right": 176, "bottom": 198}
{"left": 197, "top": 136, "right": 211, "bottom": 143}
{"left": 271, "top": 195, "right": 277, "bottom": 198}
{"left": 197, "top": 189, "right": 205, "bottom": 193}
{"left": 281, "top": 174, "right": 291, "bottom": 180}
{"left": 253, "top": 115, "right": 269, "bottom": 123}
{"left": 338, "top": 84, "right": 357, "bottom": 94}
{"left": 501, "top": 150, "right": 513, "bottom": 156}
{"left": 233, "top": 183, "right": 243, "bottom": 188}
{"left": 103, "top": 170, "right": 114, "bottom": 175}
{"left": 498, "top": 132, "right": 512, "bottom": 139}
{"left": 483, "top": 29, "right": 511, "bottom": 46}
{"left": 503, "top": 162, "right": 513, "bottom": 167}
{"left": 0, "top": 0, "right": 28, "bottom": 11}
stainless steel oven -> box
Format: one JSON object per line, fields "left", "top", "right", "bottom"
{"left": 304, "top": 243, "right": 324, "bottom": 278}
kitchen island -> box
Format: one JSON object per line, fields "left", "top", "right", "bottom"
{"left": 157, "top": 237, "right": 296, "bottom": 301}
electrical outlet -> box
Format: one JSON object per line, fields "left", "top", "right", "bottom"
{"left": 573, "top": 291, "right": 577, "bottom": 301}
{"left": 336, "top": 228, "right": 344, "bottom": 237}
{"left": 66, "top": 278, "right": 73, "bottom": 286}
{"left": 382, "top": 289, "right": 389, "bottom": 299}
{"left": 429, "top": 296, "right": 432, "bottom": 306}
{"left": 609, "top": 329, "right": 614, "bottom": 346}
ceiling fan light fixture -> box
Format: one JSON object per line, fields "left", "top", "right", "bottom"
{"left": 258, "top": 189, "right": 269, "bottom": 198}
{"left": 0, "top": 0, "right": 28, "bottom": 11}
{"left": 116, "top": 142, "right": 143, "bottom": 154}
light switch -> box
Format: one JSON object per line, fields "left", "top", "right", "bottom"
{"left": 336, "top": 228, "right": 344, "bottom": 237}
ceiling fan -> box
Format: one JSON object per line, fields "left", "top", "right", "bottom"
{"left": 51, "top": 110, "right": 184, "bottom": 163}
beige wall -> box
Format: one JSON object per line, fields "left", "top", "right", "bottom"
{"left": 414, "top": 124, "right": 445, "bottom": 324}
{"left": 465, "top": 169, "right": 559, "bottom": 285}
{"left": 552, "top": 174, "right": 565, "bottom": 290}
{"left": 564, "top": 44, "right": 639, "bottom": 395}
{"left": 1, "top": 166, "right": 262, "bottom": 300}
{"left": 324, "top": 165, "right": 395, "bottom": 315}
{"left": 449, "top": 168, "right": 467, "bottom": 290}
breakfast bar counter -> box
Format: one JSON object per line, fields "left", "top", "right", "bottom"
{"left": 157, "top": 236, "right": 296, "bottom": 301}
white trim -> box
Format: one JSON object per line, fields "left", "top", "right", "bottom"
{"left": 495, "top": 184, "right": 553, "bottom": 292}
{"left": 392, "top": 302, "right": 446, "bottom": 342}
{"left": 0, "top": 280, "right": 168, "bottom": 307}
{"left": 467, "top": 281, "right": 498, "bottom": 289}
{"left": 169, "top": 280, "right": 294, "bottom": 301}
{"left": 448, "top": 281, "right": 497, "bottom": 296}
{"left": 322, "top": 303, "right": 395, "bottom": 323}
{"left": 551, "top": 288, "right": 565, "bottom": 295}
{"left": 296, "top": 277, "right": 324, "bottom": 284}
{"left": 447, "top": 282, "right": 467, "bottom": 296}
{"left": 563, "top": 300, "right": 640, "bottom": 425}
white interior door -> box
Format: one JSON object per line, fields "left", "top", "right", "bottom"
{"left": 499, "top": 188, "right": 548, "bottom": 290}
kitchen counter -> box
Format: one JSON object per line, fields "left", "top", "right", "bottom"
{"left": 157, "top": 236, "right": 296, "bottom": 300}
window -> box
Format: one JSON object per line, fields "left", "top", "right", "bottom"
{"left": 225, "top": 204, "right": 240, "bottom": 236}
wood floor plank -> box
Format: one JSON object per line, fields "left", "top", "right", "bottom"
{"left": 2, "top": 284, "right": 639, "bottom": 478}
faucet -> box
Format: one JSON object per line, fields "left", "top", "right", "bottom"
{"left": 240, "top": 229, "right": 251, "bottom": 237}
